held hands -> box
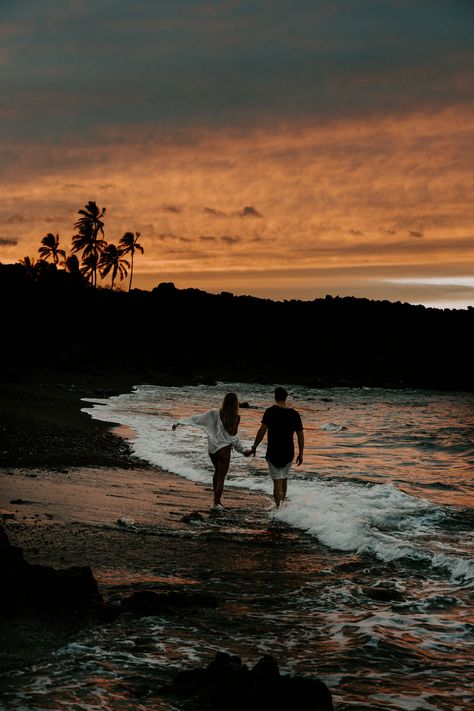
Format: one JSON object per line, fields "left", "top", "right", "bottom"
{"left": 244, "top": 446, "right": 257, "bottom": 457}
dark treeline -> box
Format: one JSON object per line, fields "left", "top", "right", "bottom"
{"left": 1, "top": 263, "right": 473, "bottom": 391}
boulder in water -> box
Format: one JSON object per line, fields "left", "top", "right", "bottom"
{"left": 0, "top": 523, "right": 102, "bottom": 613}
{"left": 162, "top": 651, "right": 333, "bottom": 710}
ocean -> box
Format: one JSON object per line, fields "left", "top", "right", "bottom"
{"left": 4, "top": 384, "right": 474, "bottom": 710}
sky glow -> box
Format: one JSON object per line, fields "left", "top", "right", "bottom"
{"left": 1, "top": 1, "right": 473, "bottom": 307}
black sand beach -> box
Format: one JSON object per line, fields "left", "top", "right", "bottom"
{"left": 2, "top": 369, "right": 473, "bottom": 710}
{"left": 0, "top": 366, "right": 169, "bottom": 470}
{"left": 2, "top": 369, "right": 326, "bottom": 708}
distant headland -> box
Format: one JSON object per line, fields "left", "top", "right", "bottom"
{"left": 1, "top": 261, "right": 472, "bottom": 391}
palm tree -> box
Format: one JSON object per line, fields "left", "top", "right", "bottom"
{"left": 38, "top": 233, "right": 65, "bottom": 265}
{"left": 118, "top": 231, "right": 144, "bottom": 291}
{"left": 19, "top": 256, "right": 38, "bottom": 277}
{"left": 60, "top": 253, "right": 87, "bottom": 284}
{"left": 19, "top": 256, "right": 51, "bottom": 281}
{"left": 99, "top": 244, "right": 130, "bottom": 290}
{"left": 80, "top": 253, "right": 99, "bottom": 285}
{"left": 62, "top": 254, "right": 81, "bottom": 276}
{"left": 71, "top": 201, "right": 107, "bottom": 286}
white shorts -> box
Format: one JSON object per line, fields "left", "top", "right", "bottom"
{"left": 267, "top": 459, "right": 292, "bottom": 481}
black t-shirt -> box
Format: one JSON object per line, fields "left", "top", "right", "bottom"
{"left": 262, "top": 405, "right": 303, "bottom": 467}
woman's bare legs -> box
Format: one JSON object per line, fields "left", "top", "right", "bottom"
{"left": 209, "top": 445, "right": 232, "bottom": 506}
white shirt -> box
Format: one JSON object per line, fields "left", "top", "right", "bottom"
{"left": 176, "top": 409, "right": 246, "bottom": 455}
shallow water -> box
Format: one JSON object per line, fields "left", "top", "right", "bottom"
{"left": 2, "top": 385, "right": 473, "bottom": 710}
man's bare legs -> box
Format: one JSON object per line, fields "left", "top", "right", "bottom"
{"left": 209, "top": 445, "right": 232, "bottom": 506}
{"left": 273, "top": 478, "right": 288, "bottom": 508}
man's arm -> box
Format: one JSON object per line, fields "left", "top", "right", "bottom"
{"left": 250, "top": 424, "right": 268, "bottom": 454}
{"left": 296, "top": 429, "right": 304, "bottom": 465}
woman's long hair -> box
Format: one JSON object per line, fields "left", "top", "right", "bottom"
{"left": 220, "top": 392, "right": 240, "bottom": 435}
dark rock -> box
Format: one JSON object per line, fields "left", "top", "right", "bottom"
{"left": 251, "top": 654, "right": 280, "bottom": 681}
{"left": 197, "top": 377, "right": 217, "bottom": 386}
{"left": 207, "top": 651, "right": 243, "bottom": 674}
{"left": 239, "top": 401, "right": 250, "bottom": 408}
{"left": 173, "top": 667, "right": 210, "bottom": 694}
{"left": 320, "top": 397, "right": 333, "bottom": 402}
{"left": 362, "top": 585, "right": 404, "bottom": 602}
{"left": 180, "top": 511, "right": 205, "bottom": 524}
{"left": 120, "top": 590, "right": 218, "bottom": 617}
{"left": 163, "top": 652, "right": 333, "bottom": 711}
{"left": 10, "top": 499, "right": 32, "bottom": 505}
{"left": 0, "top": 525, "right": 10, "bottom": 546}
{"left": 28, "top": 564, "right": 102, "bottom": 609}
{"left": 209, "top": 657, "right": 253, "bottom": 711}
{"left": 0, "top": 523, "right": 102, "bottom": 613}
{"left": 93, "top": 389, "right": 120, "bottom": 398}
{"left": 278, "top": 676, "right": 334, "bottom": 710}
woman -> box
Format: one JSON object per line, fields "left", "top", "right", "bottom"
{"left": 172, "top": 393, "right": 251, "bottom": 511}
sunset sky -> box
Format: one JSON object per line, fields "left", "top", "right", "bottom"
{"left": 1, "top": 0, "right": 473, "bottom": 307}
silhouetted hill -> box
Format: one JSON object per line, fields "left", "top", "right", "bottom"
{"left": 1, "top": 264, "right": 472, "bottom": 390}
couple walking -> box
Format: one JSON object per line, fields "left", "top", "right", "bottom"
{"left": 172, "top": 387, "right": 304, "bottom": 511}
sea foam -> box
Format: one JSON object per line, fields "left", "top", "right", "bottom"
{"left": 82, "top": 386, "right": 474, "bottom": 583}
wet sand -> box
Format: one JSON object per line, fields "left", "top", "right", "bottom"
{"left": 0, "top": 465, "right": 283, "bottom": 674}
{"left": 0, "top": 369, "right": 336, "bottom": 705}
{"left": 1, "top": 465, "right": 270, "bottom": 575}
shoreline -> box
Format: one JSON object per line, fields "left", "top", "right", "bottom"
{"left": 0, "top": 366, "right": 151, "bottom": 470}
{"left": 0, "top": 366, "right": 276, "bottom": 674}
{"left": 0, "top": 464, "right": 271, "bottom": 574}
{"left": 0, "top": 463, "right": 272, "bottom": 675}
{"left": 2, "top": 369, "right": 473, "bottom": 708}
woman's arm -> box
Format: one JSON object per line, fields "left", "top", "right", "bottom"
{"left": 172, "top": 410, "right": 214, "bottom": 430}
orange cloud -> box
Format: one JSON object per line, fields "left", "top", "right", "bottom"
{"left": 1, "top": 107, "right": 473, "bottom": 306}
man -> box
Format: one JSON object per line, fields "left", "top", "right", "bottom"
{"left": 250, "top": 386, "right": 304, "bottom": 508}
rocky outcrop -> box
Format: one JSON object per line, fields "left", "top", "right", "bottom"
{"left": 163, "top": 651, "right": 334, "bottom": 710}
{"left": 0, "top": 524, "right": 102, "bottom": 612}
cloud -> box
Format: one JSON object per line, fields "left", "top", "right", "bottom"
{"left": 203, "top": 207, "right": 228, "bottom": 217}
{"left": 43, "top": 215, "right": 69, "bottom": 224}
{"left": 197, "top": 234, "right": 242, "bottom": 245}
{"left": 1, "top": 109, "right": 473, "bottom": 307}
{"left": 157, "top": 232, "right": 192, "bottom": 243}
{"left": 162, "top": 205, "right": 182, "bottom": 213}
{"left": 409, "top": 230, "right": 424, "bottom": 238}
{"left": 0, "top": 238, "right": 18, "bottom": 246}
{"left": 6, "top": 214, "right": 29, "bottom": 224}
{"left": 236, "top": 206, "right": 263, "bottom": 218}
{"left": 202, "top": 205, "right": 263, "bottom": 220}
{"left": 349, "top": 229, "right": 365, "bottom": 237}
{"left": 292, "top": 236, "right": 474, "bottom": 260}
{"left": 2, "top": 0, "right": 473, "bottom": 145}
